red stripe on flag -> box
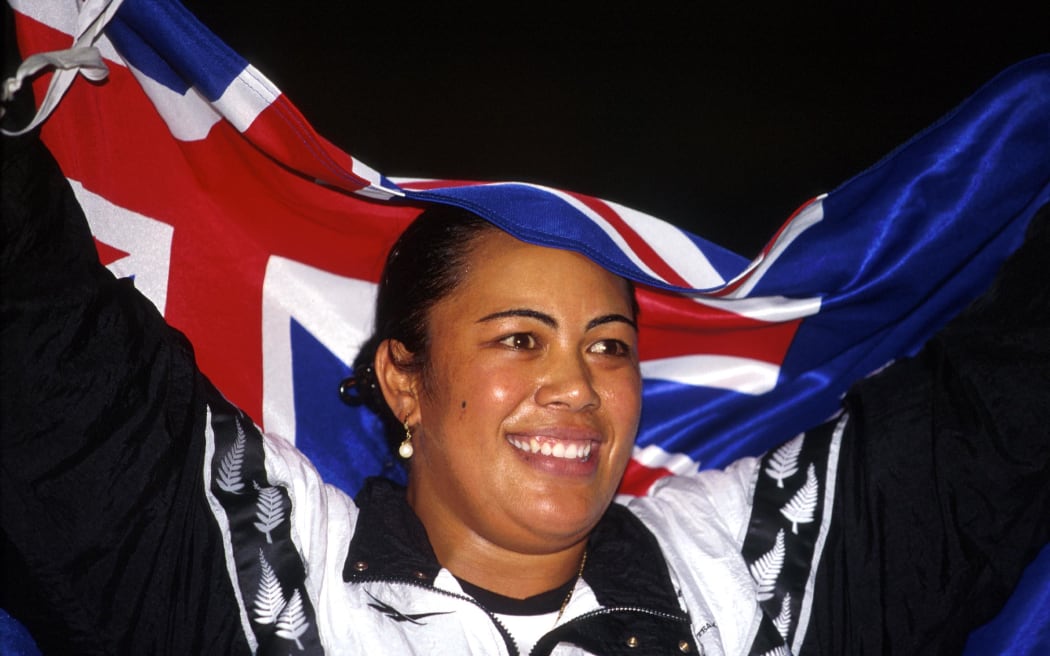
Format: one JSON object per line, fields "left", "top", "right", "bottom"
{"left": 637, "top": 287, "right": 801, "bottom": 365}
{"left": 568, "top": 192, "right": 694, "bottom": 288}
{"left": 93, "top": 237, "right": 129, "bottom": 267}
{"left": 619, "top": 459, "right": 673, "bottom": 496}
{"left": 244, "top": 94, "right": 377, "bottom": 194}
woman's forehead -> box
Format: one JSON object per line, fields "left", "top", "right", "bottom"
{"left": 453, "top": 230, "right": 636, "bottom": 315}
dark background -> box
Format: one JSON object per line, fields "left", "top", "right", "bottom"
{"left": 183, "top": 3, "right": 1047, "bottom": 257}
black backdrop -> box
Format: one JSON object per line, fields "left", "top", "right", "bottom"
{"left": 183, "top": 2, "right": 1048, "bottom": 256}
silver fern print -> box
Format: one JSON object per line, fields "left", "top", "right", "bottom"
{"left": 253, "top": 482, "right": 286, "bottom": 544}
{"left": 276, "top": 588, "right": 311, "bottom": 650}
{"left": 773, "top": 592, "right": 793, "bottom": 640}
{"left": 216, "top": 420, "right": 247, "bottom": 493}
{"left": 764, "top": 434, "right": 803, "bottom": 488}
{"left": 780, "top": 463, "right": 818, "bottom": 534}
{"left": 759, "top": 645, "right": 791, "bottom": 656}
{"left": 253, "top": 549, "right": 286, "bottom": 625}
{"left": 749, "top": 528, "right": 786, "bottom": 602}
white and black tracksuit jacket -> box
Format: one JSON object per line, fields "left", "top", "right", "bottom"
{"left": 3, "top": 131, "right": 1048, "bottom": 654}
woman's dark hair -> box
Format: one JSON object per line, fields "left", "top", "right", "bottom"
{"left": 343, "top": 204, "right": 497, "bottom": 455}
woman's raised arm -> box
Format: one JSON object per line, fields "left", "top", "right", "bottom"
{"left": 801, "top": 205, "right": 1050, "bottom": 653}
{"left": 0, "top": 130, "right": 254, "bottom": 653}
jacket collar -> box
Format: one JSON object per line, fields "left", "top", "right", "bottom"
{"left": 343, "top": 477, "right": 686, "bottom": 617}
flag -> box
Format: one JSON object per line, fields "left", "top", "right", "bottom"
{"left": 6, "top": 1, "right": 1050, "bottom": 654}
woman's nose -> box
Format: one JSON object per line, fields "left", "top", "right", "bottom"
{"left": 534, "top": 350, "right": 600, "bottom": 411}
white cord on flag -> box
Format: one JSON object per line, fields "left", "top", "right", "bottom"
{"left": 1, "top": 0, "right": 124, "bottom": 136}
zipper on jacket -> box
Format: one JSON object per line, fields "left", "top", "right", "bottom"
{"left": 354, "top": 578, "right": 695, "bottom": 655}
{"left": 531, "top": 605, "right": 694, "bottom": 656}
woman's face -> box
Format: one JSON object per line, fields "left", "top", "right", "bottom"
{"left": 401, "top": 230, "right": 641, "bottom": 556}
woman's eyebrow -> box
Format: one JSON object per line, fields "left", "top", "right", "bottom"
{"left": 476, "top": 309, "right": 637, "bottom": 331}
{"left": 477, "top": 308, "right": 557, "bottom": 327}
{"left": 587, "top": 314, "right": 637, "bottom": 331}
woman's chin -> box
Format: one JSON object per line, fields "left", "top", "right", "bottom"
{"left": 503, "top": 491, "right": 608, "bottom": 550}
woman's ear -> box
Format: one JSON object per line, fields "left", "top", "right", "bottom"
{"left": 374, "top": 339, "right": 421, "bottom": 424}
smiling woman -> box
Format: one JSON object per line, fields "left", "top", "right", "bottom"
{"left": 343, "top": 206, "right": 643, "bottom": 608}
{"left": 381, "top": 224, "right": 641, "bottom": 594}
{"left": 347, "top": 204, "right": 1050, "bottom": 654}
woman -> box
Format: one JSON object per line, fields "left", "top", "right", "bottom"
{"left": 362, "top": 211, "right": 640, "bottom": 591}
{"left": 348, "top": 203, "right": 1050, "bottom": 656}
{"left": 3, "top": 109, "right": 1050, "bottom": 654}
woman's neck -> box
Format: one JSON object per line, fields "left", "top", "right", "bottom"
{"left": 434, "top": 533, "right": 587, "bottom": 599}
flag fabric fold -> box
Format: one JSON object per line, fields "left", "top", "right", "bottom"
{"left": 6, "top": 0, "right": 1050, "bottom": 653}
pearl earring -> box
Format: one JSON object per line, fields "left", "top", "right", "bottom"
{"left": 398, "top": 421, "right": 414, "bottom": 459}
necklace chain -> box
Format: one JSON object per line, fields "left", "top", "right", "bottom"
{"left": 554, "top": 549, "right": 588, "bottom": 627}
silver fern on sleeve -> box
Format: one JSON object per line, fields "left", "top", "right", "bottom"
{"left": 780, "top": 463, "right": 818, "bottom": 534}
{"left": 276, "top": 589, "right": 311, "bottom": 650}
{"left": 253, "top": 482, "right": 286, "bottom": 544}
{"left": 764, "top": 434, "right": 803, "bottom": 489}
{"left": 773, "top": 592, "right": 792, "bottom": 640}
{"left": 253, "top": 549, "right": 286, "bottom": 625}
{"left": 749, "top": 529, "right": 786, "bottom": 602}
{"left": 216, "top": 420, "right": 247, "bottom": 493}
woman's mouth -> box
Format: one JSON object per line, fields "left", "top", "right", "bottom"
{"left": 507, "top": 436, "right": 593, "bottom": 461}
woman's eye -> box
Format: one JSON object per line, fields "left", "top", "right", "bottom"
{"left": 498, "top": 333, "right": 538, "bottom": 350}
{"left": 589, "top": 339, "right": 631, "bottom": 357}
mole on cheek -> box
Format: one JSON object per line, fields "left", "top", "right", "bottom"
{"left": 460, "top": 401, "right": 467, "bottom": 409}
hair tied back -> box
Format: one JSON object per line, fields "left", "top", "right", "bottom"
{"left": 339, "top": 364, "right": 378, "bottom": 406}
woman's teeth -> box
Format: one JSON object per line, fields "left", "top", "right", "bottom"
{"left": 508, "top": 437, "right": 592, "bottom": 461}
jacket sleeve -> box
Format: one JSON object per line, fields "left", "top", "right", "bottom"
{"left": 799, "top": 204, "right": 1050, "bottom": 654}
{"left": 0, "top": 133, "right": 253, "bottom": 653}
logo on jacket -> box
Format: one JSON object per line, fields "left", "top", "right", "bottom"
{"left": 365, "top": 591, "right": 454, "bottom": 625}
